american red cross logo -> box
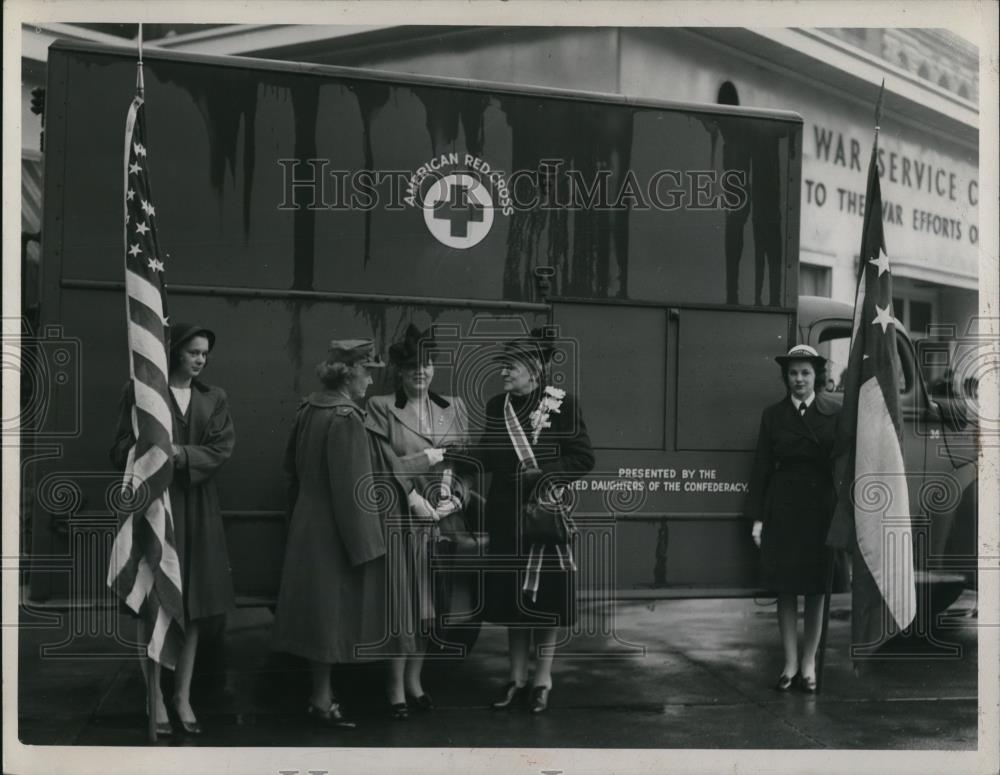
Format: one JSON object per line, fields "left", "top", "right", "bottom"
{"left": 433, "top": 181, "right": 485, "bottom": 238}
{"left": 422, "top": 173, "right": 494, "bottom": 249}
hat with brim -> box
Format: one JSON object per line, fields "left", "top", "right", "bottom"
{"left": 496, "top": 328, "right": 556, "bottom": 367}
{"left": 323, "top": 339, "right": 385, "bottom": 369}
{"left": 388, "top": 324, "right": 438, "bottom": 367}
{"left": 774, "top": 344, "right": 826, "bottom": 367}
{"left": 170, "top": 323, "right": 216, "bottom": 355}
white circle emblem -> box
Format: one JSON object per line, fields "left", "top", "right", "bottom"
{"left": 422, "top": 173, "right": 494, "bottom": 249}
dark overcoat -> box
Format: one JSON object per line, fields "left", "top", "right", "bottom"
{"left": 745, "top": 392, "right": 842, "bottom": 594}
{"left": 472, "top": 388, "right": 594, "bottom": 626}
{"left": 270, "top": 391, "right": 387, "bottom": 664}
{"left": 111, "top": 380, "right": 236, "bottom": 621}
{"left": 365, "top": 389, "right": 473, "bottom": 652}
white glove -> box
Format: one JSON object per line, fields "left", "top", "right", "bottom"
{"left": 408, "top": 489, "right": 437, "bottom": 520}
{"left": 751, "top": 520, "right": 763, "bottom": 548}
{"left": 424, "top": 448, "right": 445, "bottom": 466}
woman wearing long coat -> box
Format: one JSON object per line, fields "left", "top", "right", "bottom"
{"left": 365, "top": 324, "right": 474, "bottom": 719}
{"left": 111, "top": 323, "right": 235, "bottom": 736}
{"left": 270, "top": 339, "right": 388, "bottom": 729}
{"left": 454, "top": 332, "right": 594, "bottom": 714}
{"left": 745, "top": 344, "right": 842, "bottom": 693}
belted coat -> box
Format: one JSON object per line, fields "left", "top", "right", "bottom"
{"left": 270, "top": 391, "right": 387, "bottom": 664}
{"left": 745, "top": 391, "right": 842, "bottom": 594}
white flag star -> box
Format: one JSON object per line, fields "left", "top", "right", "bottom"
{"left": 147, "top": 258, "right": 165, "bottom": 272}
{"left": 126, "top": 189, "right": 135, "bottom": 201}
{"left": 141, "top": 200, "right": 156, "bottom": 217}
{"left": 125, "top": 214, "right": 130, "bottom": 225}
{"left": 135, "top": 222, "right": 150, "bottom": 236}
{"left": 128, "top": 243, "right": 142, "bottom": 257}
{"left": 869, "top": 248, "right": 890, "bottom": 277}
{"left": 872, "top": 303, "right": 894, "bottom": 334}
{"left": 133, "top": 142, "right": 147, "bottom": 157}
{"left": 129, "top": 162, "right": 141, "bottom": 175}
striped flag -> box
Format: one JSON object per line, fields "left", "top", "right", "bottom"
{"left": 827, "top": 85, "right": 916, "bottom": 652}
{"left": 106, "top": 91, "right": 186, "bottom": 668}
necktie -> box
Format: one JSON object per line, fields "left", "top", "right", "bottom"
{"left": 799, "top": 403, "right": 807, "bottom": 416}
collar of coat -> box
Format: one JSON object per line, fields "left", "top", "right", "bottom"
{"left": 302, "top": 390, "right": 362, "bottom": 413}
{"left": 394, "top": 387, "right": 450, "bottom": 410}
{"left": 788, "top": 391, "right": 839, "bottom": 416}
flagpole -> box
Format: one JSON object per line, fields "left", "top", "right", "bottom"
{"left": 815, "top": 78, "right": 886, "bottom": 695}
{"left": 135, "top": 24, "right": 159, "bottom": 745}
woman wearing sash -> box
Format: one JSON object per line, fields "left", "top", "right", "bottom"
{"left": 366, "top": 324, "right": 475, "bottom": 720}
{"left": 452, "top": 330, "right": 594, "bottom": 714}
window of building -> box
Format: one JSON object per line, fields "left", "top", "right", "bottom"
{"left": 898, "top": 51, "right": 909, "bottom": 69}
{"left": 918, "top": 62, "right": 930, "bottom": 79}
{"left": 958, "top": 83, "right": 970, "bottom": 99}
{"left": 717, "top": 81, "right": 739, "bottom": 106}
{"left": 938, "top": 74, "right": 950, "bottom": 90}
{"left": 799, "top": 264, "right": 832, "bottom": 298}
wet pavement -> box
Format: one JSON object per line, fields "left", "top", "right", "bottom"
{"left": 17, "top": 592, "right": 979, "bottom": 750}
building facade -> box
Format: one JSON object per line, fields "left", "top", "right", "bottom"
{"left": 21, "top": 23, "right": 981, "bottom": 387}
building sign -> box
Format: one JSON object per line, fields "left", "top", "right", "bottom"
{"left": 799, "top": 109, "right": 978, "bottom": 285}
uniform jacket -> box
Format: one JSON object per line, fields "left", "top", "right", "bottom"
{"left": 745, "top": 391, "right": 841, "bottom": 527}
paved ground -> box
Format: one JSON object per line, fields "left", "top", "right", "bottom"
{"left": 16, "top": 591, "right": 980, "bottom": 751}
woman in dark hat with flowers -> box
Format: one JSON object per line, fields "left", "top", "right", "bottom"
{"left": 110, "top": 323, "right": 236, "bottom": 736}
{"left": 451, "top": 328, "right": 594, "bottom": 714}
{"left": 366, "top": 324, "right": 474, "bottom": 720}
{"left": 271, "top": 338, "right": 389, "bottom": 730}
{"left": 745, "top": 344, "right": 842, "bottom": 693}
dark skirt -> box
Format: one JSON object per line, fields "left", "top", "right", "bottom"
{"left": 482, "top": 547, "right": 578, "bottom": 628}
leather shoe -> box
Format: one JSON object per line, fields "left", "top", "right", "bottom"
{"left": 491, "top": 681, "right": 528, "bottom": 710}
{"left": 529, "top": 686, "right": 550, "bottom": 714}
{"left": 797, "top": 673, "right": 818, "bottom": 694}
{"left": 307, "top": 701, "right": 357, "bottom": 729}
{"left": 773, "top": 672, "right": 797, "bottom": 692}
{"left": 390, "top": 702, "right": 409, "bottom": 721}
{"left": 406, "top": 692, "right": 435, "bottom": 712}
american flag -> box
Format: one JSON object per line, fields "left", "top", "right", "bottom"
{"left": 827, "top": 85, "right": 916, "bottom": 653}
{"left": 106, "top": 91, "right": 186, "bottom": 668}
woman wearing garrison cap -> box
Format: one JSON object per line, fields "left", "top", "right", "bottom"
{"left": 449, "top": 329, "right": 594, "bottom": 714}
{"left": 110, "top": 323, "right": 236, "bottom": 736}
{"left": 271, "top": 338, "right": 388, "bottom": 730}
{"left": 365, "top": 324, "right": 476, "bottom": 720}
{"left": 745, "top": 344, "right": 843, "bottom": 694}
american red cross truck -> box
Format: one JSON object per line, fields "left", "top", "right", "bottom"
{"left": 23, "top": 40, "right": 975, "bottom": 631}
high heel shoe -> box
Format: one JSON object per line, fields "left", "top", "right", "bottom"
{"left": 146, "top": 709, "right": 173, "bottom": 738}
{"left": 171, "top": 699, "right": 203, "bottom": 735}
{"left": 797, "top": 673, "right": 818, "bottom": 694}
{"left": 389, "top": 702, "right": 409, "bottom": 721}
{"left": 529, "top": 686, "right": 550, "bottom": 714}
{"left": 491, "top": 681, "right": 528, "bottom": 710}
{"left": 406, "top": 692, "right": 435, "bottom": 712}
{"left": 773, "top": 672, "right": 798, "bottom": 692}
{"left": 307, "top": 701, "right": 357, "bottom": 729}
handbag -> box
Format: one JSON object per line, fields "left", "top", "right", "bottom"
{"left": 434, "top": 490, "right": 489, "bottom": 557}
{"left": 524, "top": 494, "right": 574, "bottom": 545}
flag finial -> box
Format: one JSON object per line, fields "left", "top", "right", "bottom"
{"left": 874, "top": 79, "right": 885, "bottom": 133}
{"left": 136, "top": 23, "right": 145, "bottom": 96}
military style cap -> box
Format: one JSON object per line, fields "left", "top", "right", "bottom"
{"left": 170, "top": 323, "right": 216, "bottom": 354}
{"left": 325, "top": 339, "right": 385, "bottom": 368}
{"left": 774, "top": 344, "right": 826, "bottom": 367}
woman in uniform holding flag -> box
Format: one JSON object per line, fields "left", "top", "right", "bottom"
{"left": 746, "top": 344, "right": 842, "bottom": 694}
{"left": 111, "top": 323, "right": 236, "bottom": 736}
